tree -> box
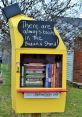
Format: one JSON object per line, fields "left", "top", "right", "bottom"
{"left": 55, "top": 17, "right": 82, "bottom": 50}
{"left": 0, "top": 0, "right": 81, "bottom": 52}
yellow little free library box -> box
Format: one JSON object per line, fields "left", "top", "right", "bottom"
{"left": 2, "top": 3, "right": 67, "bottom": 113}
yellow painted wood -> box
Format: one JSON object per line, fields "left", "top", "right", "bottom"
{"left": 8, "top": 14, "right": 67, "bottom": 113}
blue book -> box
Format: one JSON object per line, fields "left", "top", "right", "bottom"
{"left": 45, "top": 64, "right": 52, "bottom": 87}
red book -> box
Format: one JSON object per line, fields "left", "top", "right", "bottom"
{"left": 51, "top": 64, "right": 56, "bottom": 88}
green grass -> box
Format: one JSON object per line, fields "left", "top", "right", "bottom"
{"left": 0, "top": 65, "right": 82, "bottom": 117}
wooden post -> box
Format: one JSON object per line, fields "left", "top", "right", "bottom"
{"left": 31, "top": 113, "right": 41, "bottom": 117}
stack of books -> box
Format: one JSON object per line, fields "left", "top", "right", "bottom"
{"left": 21, "top": 63, "right": 61, "bottom": 88}
{"left": 23, "top": 63, "right": 45, "bottom": 87}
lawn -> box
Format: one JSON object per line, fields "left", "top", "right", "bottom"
{"left": 0, "top": 65, "right": 82, "bottom": 117}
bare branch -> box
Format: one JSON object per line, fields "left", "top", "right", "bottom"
{"left": 0, "top": 0, "right": 82, "bottom": 52}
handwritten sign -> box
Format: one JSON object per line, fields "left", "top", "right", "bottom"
{"left": 18, "top": 20, "right": 59, "bottom": 48}
{"left": 24, "top": 92, "right": 60, "bottom": 98}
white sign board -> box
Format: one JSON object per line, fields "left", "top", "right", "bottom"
{"left": 24, "top": 92, "right": 60, "bottom": 98}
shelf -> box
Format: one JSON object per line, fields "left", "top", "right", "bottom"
{"left": 20, "top": 54, "right": 63, "bottom": 88}
{"left": 17, "top": 88, "right": 67, "bottom": 93}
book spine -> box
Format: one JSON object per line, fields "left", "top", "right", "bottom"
{"left": 45, "top": 64, "right": 52, "bottom": 88}
{"left": 25, "top": 81, "right": 43, "bottom": 85}
{"left": 51, "top": 64, "right": 56, "bottom": 88}
{"left": 26, "top": 66, "right": 45, "bottom": 69}
{"left": 25, "top": 68, "right": 45, "bottom": 71}
{"left": 26, "top": 74, "right": 45, "bottom": 78}
{"left": 45, "top": 64, "right": 49, "bottom": 87}
{"left": 25, "top": 85, "right": 43, "bottom": 87}
{"left": 21, "top": 66, "right": 24, "bottom": 87}
{"left": 48, "top": 64, "right": 52, "bottom": 87}
{"left": 24, "top": 63, "right": 45, "bottom": 66}
{"left": 26, "top": 78, "right": 42, "bottom": 81}
{"left": 26, "top": 70, "right": 43, "bottom": 74}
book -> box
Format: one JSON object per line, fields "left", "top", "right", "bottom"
{"left": 45, "top": 64, "right": 52, "bottom": 87}
{"left": 25, "top": 79, "right": 43, "bottom": 87}
{"left": 26, "top": 78, "right": 43, "bottom": 81}
{"left": 26, "top": 74, "right": 45, "bottom": 78}
{"left": 25, "top": 68, "right": 45, "bottom": 71}
{"left": 25, "top": 66, "right": 45, "bottom": 69}
{"left": 25, "top": 80, "right": 43, "bottom": 85}
{"left": 26, "top": 73, "right": 45, "bottom": 76}
{"left": 24, "top": 63, "right": 45, "bottom": 67}
{"left": 24, "top": 63, "right": 45, "bottom": 72}
{"left": 24, "top": 84, "right": 43, "bottom": 87}
{"left": 51, "top": 64, "right": 56, "bottom": 88}
{"left": 26, "top": 70, "right": 43, "bottom": 74}
{"left": 21, "top": 66, "right": 24, "bottom": 87}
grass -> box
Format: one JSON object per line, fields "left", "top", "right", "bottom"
{"left": 0, "top": 64, "right": 82, "bottom": 117}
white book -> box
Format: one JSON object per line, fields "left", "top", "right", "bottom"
{"left": 26, "top": 70, "right": 43, "bottom": 74}
{"left": 24, "top": 63, "right": 45, "bottom": 67}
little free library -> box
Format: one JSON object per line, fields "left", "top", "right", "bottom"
{"left": 2, "top": 3, "right": 67, "bottom": 113}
